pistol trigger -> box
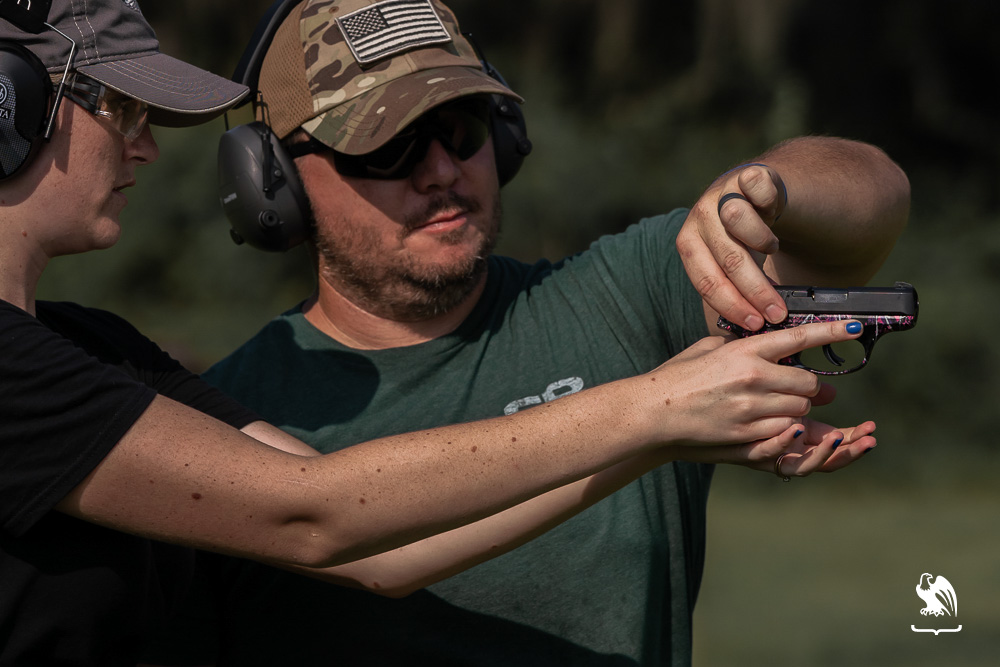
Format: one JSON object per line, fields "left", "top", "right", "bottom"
{"left": 861, "top": 329, "right": 878, "bottom": 357}
{"left": 822, "top": 344, "right": 846, "bottom": 367}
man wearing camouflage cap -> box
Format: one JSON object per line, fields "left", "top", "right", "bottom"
{"left": 3, "top": 2, "right": 855, "bottom": 664}
{"left": 164, "top": 0, "right": 910, "bottom": 663}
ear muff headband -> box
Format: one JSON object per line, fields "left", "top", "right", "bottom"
{"left": 217, "top": 0, "right": 309, "bottom": 252}
{"left": 218, "top": 0, "right": 531, "bottom": 252}
{"left": 469, "top": 39, "right": 532, "bottom": 187}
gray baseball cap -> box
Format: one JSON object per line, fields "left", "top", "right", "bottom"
{"left": 0, "top": 0, "right": 248, "bottom": 127}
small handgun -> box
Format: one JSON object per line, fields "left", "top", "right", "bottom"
{"left": 717, "top": 282, "right": 918, "bottom": 375}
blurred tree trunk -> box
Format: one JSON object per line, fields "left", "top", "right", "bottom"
{"left": 591, "top": 0, "right": 641, "bottom": 82}
{"left": 679, "top": 0, "right": 800, "bottom": 109}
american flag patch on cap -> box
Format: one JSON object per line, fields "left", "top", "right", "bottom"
{"left": 337, "top": 0, "right": 452, "bottom": 65}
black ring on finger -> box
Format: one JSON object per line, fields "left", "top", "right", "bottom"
{"left": 717, "top": 192, "right": 748, "bottom": 219}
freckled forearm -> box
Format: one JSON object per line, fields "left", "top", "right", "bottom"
{"left": 301, "top": 375, "right": 662, "bottom": 566}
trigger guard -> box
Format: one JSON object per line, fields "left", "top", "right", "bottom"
{"left": 822, "top": 344, "right": 846, "bottom": 367}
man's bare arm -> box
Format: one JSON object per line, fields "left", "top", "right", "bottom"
{"left": 677, "top": 136, "right": 910, "bottom": 331}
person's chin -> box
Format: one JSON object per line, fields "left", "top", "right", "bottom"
{"left": 408, "top": 221, "right": 485, "bottom": 250}
{"left": 409, "top": 249, "right": 486, "bottom": 284}
{"left": 90, "top": 219, "right": 123, "bottom": 250}
{"left": 414, "top": 242, "right": 483, "bottom": 270}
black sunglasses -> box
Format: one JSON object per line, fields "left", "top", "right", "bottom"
{"left": 287, "top": 97, "right": 493, "bottom": 180}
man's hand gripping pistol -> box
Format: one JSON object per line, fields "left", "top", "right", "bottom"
{"left": 717, "top": 282, "right": 919, "bottom": 375}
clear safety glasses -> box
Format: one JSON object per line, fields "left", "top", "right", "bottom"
{"left": 63, "top": 74, "right": 149, "bottom": 141}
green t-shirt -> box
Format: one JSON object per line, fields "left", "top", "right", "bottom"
{"left": 200, "top": 211, "right": 712, "bottom": 665}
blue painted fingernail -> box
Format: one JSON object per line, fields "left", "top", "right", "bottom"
{"left": 793, "top": 430, "right": 804, "bottom": 439}
{"left": 833, "top": 438, "right": 844, "bottom": 448}
{"left": 846, "top": 322, "right": 862, "bottom": 334}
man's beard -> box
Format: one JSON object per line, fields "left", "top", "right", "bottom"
{"left": 312, "top": 191, "right": 502, "bottom": 321}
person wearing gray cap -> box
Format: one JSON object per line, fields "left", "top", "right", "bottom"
{"left": 0, "top": 0, "right": 247, "bottom": 177}
{"left": 160, "top": 0, "right": 908, "bottom": 665}
{"left": 0, "top": 2, "right": 884, "bottom": 664}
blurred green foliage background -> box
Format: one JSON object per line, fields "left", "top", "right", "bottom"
{"left": 36, "top": 0, "right": 1000, "bottom": 663}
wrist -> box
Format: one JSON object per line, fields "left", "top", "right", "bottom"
{"left": 604, "top": 374, "right": 670, "bottom": 453}
{"left": 619, "top": 371, "right": 700, "bottom": 452}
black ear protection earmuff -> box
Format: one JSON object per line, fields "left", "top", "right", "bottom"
{"left": 0, "top": 2, "right": 81, "bottom": 181}
{"left": 0, "top": 42, "right": 51, "bottom": 179}
{"left": 218, "top": 116, "right": 311, "bottom": 252}
{"left": 218, "top": 0, "right": 532, "bottom": 253}
{"left": 0, "top": 0, "right": 60, "bottom": 182}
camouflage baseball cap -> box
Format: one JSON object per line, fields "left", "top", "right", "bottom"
{"left": 258, "top": 0, "right": 521, "bottom": 155}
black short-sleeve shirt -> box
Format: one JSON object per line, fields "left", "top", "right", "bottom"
{"left": 0, "top": 300, "right": 259, "bottom": 665}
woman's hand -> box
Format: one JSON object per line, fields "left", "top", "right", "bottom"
{"left": 639, "top": 320, "right": 866, "bottom": 447}
{"left": 665, "top": 418, "right": 876, "bottom": 478}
